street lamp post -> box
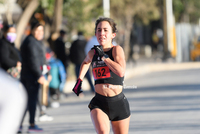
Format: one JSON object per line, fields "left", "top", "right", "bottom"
{"left": 103, "top": 0, "right": 110, "bottom": 18}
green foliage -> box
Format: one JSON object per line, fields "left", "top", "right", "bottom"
{"left": 35, "top": 0, "right": 55, "bottom": 17}
{"left": 0, "top": 0, "right": 5, "bottom": 4}
{"left": 18, "top": 0, "right": 103, "bottom": 37}
{"left": 41, "top": 0, "right": 55, "bottom": 17}
{"left": 173, "top": 0, "right": 200, "bottom": 23}
{"left": 63, "top": 0, "right": 103, "bottom": 36}
{"left": 110, "top": 0, "right": 160, "bottom": 25}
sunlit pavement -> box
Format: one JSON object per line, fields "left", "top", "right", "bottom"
{"left": 20, "top": 60, "right": 200, "bottom": 134}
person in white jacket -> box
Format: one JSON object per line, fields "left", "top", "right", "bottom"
{"left": 0, "top": 68, "right": 27, "bottom": 134}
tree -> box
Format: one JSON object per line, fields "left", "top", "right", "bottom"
{"left": 173, "top": 0, "right": 200, "bottom": 23}
{"left": 15, "top": 0, "right": 64, "bottom": 48}
{"left": 0, "top": 0, "right": 16, "bottom": 25}
{"left": 38, "top": 0, "right": 63, "bottom": 33}
{"left": 15, "top": 0, "right": 39, "bottom": 49}
{"left": 63, "top": 0, "right": 103, "bottom": 37}
{"left": 51, "top": 0, "right": 63, "bottom": 33}
{"left": 110, "top": 0, "right": 160, "bottom": 60}
{"left": 15, "top": 0, "right": 102, "bottom": 49}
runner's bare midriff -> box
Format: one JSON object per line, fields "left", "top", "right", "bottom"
{"left": 95, "top": 83, "right": 123, "bottom": 97}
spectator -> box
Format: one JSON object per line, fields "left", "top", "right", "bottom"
{"left": 0, "top": 24, "right": 21, "bottom": 79}
{"left": 46, "top": 48, "right": 66, "bottom": 108}
{"left": 0, "top": 68, "right": 27, "bottom": 134}
{"left": 54, "top": 30, "right": 68, "bottom": 70}
{"left": 19, "top": 21, "right": 49, "bottom": 133}
{"left": 70, "top": 31, "right": 95, "bottom": 94}
{"left": 84, "top": 36, "right": 99, "bottom": 55}
{"left": 152, "top": 29, "right": 159, "bottom": 51}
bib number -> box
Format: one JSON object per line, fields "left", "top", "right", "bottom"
{"left": 93, "top": 66, "right": 111, "bottom": 80}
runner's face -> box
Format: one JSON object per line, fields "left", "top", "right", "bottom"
{"left": 95, "top": 21, "right": 116, "bottom": 47}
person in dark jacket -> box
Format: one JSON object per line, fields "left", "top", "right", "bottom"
{"left": 70, "top": 31, "right": 95, "bottom": 94}
{"left": 0, "top": 24, "right": 21, "bottom": 78}
{"left": 19, "top": 22, "right": 48, "bottom": 133}
{"left": 54, "top": 30, "right": 68, "bottom": 70}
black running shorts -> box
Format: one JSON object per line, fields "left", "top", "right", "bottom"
{"left": 88, "top": 92, "right": 131, "bottom": 121}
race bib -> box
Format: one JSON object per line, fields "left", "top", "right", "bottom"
{"left": 92, "top": 66, "right": 111, "bottom": 80}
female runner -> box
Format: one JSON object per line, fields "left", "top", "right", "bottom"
{"left": 72, "top": 17, "right": 131, "bottom": 134}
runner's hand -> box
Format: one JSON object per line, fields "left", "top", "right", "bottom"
{"left": 72, "top": 78, "right": 83, "bottom": 96}
{"left": 92, "top": 45, "right": 105, "bottom": 57}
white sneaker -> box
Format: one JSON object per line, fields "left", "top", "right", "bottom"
{"left": 39, "top": 114, "right": 53, "bottom": 122}
{"left": 51, "top": 102, "right": 60, "bottom": 108}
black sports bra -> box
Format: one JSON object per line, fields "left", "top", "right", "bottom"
{"left": 91, "top": 47, "right": 124, "bottom": 85}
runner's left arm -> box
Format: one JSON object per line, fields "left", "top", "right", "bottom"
{"left": 102, "top": 45, "right": 126, "bottom": 77}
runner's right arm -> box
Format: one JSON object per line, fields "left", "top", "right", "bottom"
{"left": 72, "top": 49, "right": 94, "bottom": 96}
{"left": 78, "top": 49, "right": 94, "bottom": 80}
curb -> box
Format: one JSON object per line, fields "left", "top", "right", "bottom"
{"left": 125, "top": 62, "right": 200, "bottom": 79}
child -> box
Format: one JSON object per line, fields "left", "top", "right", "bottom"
{"left": 46, "top": 48, "right": 66, "bottom": 107}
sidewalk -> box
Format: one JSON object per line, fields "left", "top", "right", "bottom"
{"left": 63, "top": 55, "right": 200, "bottom": 93}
